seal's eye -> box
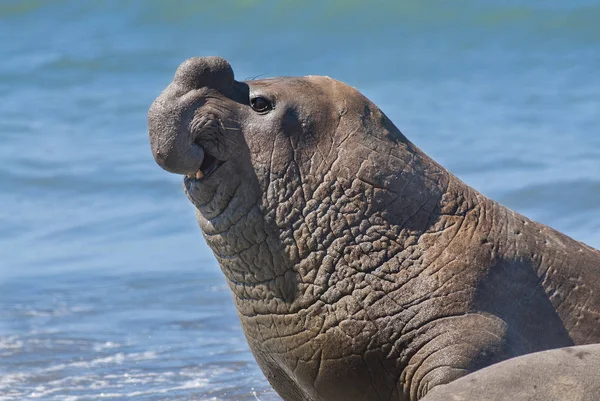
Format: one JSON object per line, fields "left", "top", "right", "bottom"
{"left": 250, "top": 96, "right": 272, "bottom": 113}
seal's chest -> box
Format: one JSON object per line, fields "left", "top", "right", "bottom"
{"left": 247, "top": 319, "right": 402, "bottom": 401}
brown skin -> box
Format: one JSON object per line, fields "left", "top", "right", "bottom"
{"left": 421, "top": 344, "right": 600, "bottom": 401}
{"left": 148, "top": 57, "right": 600, "bottom": 401}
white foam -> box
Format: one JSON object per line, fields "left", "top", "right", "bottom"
{"left": 92, "top": 341, "right": 120, "bottom": 352}
{"left": 0, "top": 336, "right": 23, "bottom": 351}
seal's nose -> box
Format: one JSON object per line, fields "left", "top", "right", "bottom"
{"left": 148, "top": 56, "right": 236, "bottom": 176}
{"left": 173, "top": 56, "right": 234, "bottom": 91}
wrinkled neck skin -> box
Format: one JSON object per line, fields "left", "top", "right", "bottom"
{"left": 196, "top": 100, "right": 460, "bottom": 314}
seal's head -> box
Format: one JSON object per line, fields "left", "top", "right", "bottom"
{"left": 148, "top": 57, "right": 442, "bottom": 297}
{"left": 150, "top": 57, "right": 346, "bottom": 222}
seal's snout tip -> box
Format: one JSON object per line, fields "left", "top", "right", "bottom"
{"left": 174, "top": 56, "right": 234, "bottom": 91}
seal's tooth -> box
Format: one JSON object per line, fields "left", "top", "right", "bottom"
{"left": 195, "top": 170, "right": 205, "bottom": 179}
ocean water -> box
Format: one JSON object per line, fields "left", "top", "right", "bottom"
{"left": 1, "top": 1, "right": 599, "bottom": 399}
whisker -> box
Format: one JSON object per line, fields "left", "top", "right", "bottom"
{"left": 218, "top": 122, "right": 242, "bottom": 149}
{"left": 245, "top": 73, "right": 269, "bottom": 81}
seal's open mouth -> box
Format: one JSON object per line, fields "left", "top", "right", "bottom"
{"left": 185, "top": 151, "right": 224, "bottom": 180}
{"left": 184, "top": 113, "right": 228, "bottom": 181}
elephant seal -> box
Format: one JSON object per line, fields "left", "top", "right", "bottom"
{"left": 148, "top": 57, "right": 600, "bottom": 401}
{"left": 420, "top": 344, "right": 600, "bottom": 401}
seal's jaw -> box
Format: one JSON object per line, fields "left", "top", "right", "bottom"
{"left": 182, "top": 150, "right": 226, "bottom": 195}
{"left": 181, "top": 107, "right": 247, "bottom": 213}
{"left": 185, "top": 152, "right": 224, "bottom": 180}
{"left": 184, "top": 114, "right": 229, "bottom": 181}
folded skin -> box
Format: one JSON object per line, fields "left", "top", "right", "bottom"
{"left": 148, "top": 57, "right": 600, "bottom": 401}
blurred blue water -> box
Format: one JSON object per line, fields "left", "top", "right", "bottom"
{"left": 1, "top": 1, "right": 598, "bottom": 399}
